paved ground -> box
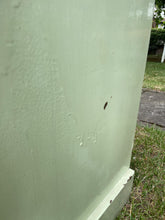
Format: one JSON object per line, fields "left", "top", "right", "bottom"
{"left": 138, "top": 89, "right": 165, "bottom": 130}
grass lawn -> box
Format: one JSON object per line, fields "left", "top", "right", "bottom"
{"left": 116, "top": 126, "right": 165, "bottom": 219}
{"left": 143, "top": 62, "right": 165, "bottom": 91}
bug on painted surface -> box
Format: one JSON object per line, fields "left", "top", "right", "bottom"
{"left": 104, "top": 102, "right": 108, "bottom": 110}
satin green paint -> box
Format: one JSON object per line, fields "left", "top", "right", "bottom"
{"left": 0, "top": 1, "right": 154, "bottom": 220}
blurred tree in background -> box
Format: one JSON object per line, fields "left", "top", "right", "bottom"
{"left": 154, "top": 0, "right": 165, "bottom": 27}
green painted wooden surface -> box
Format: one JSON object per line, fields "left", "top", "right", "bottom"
{"left": 0, "top": 1, "right": 154, "bottom": 219}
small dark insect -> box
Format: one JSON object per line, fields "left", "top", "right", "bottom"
{"left": 110, "top": 200, "right": 112, "bottom": 204}
{"left": 104, "top": 102, "right": 108, "bottom": 110}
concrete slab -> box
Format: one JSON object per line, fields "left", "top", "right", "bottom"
{"left": 138, "top": 89, "right": 165, "bottom": 130}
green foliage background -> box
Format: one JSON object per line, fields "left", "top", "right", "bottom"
{"left": 149, "top": 29, "right": 165, "bottom": 52}
{"left": 154, "top": 0, "right": 165, "bottom": 26}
